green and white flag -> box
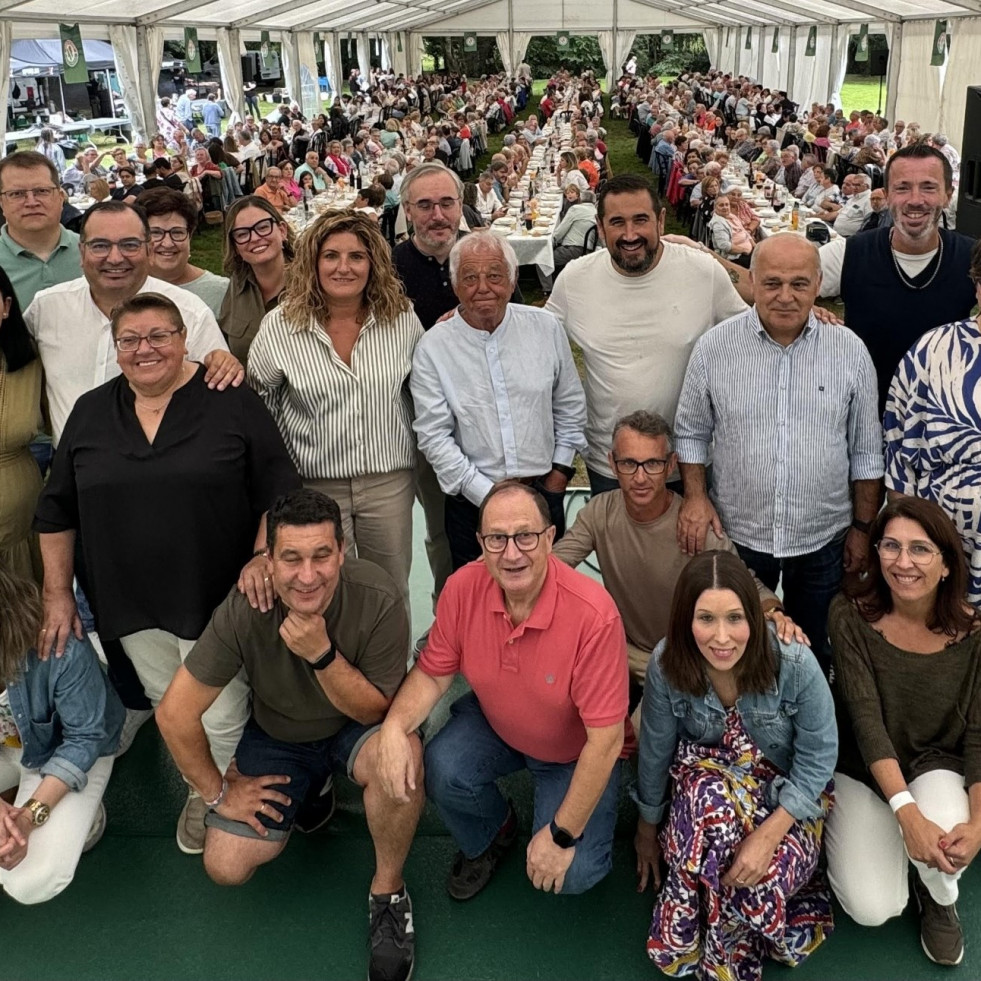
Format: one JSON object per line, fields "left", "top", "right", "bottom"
{"left": 556, "top": 32, "right": 570, "bottom": 51}
{"left": 260, "top": 30, "right": 274, "bottom": 71}
{"left": 745, "top": 29, "right": 752, "bottom": 50}
{"left": 805, "top": 26, "right": 817, "bottom": 57}
{"left": 59, "top": 24, "right": 88, "bottom": 85}
{"left": 772, "top": 27, "right": 779, "bottom": 55}
{"left": 855, "top": 24, "right": 869, "bottom": 63}
{"left": 662, "top": 30, "right": 673, "bottom": 49}
{"left": 931, "top": 20, "right": 949, "bottom": 66}
{"left": 725, "top": 27, "right": 731, "bottom": 47}
{"left": 184, "top": 27, "right": 201, "bottom": 73}
{"left": 464, "top": 34, "right": 477, "bottom": 53}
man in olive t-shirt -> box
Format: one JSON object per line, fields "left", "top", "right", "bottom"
{"left": 157, "top": 489, "right": 421, "bottom": 981}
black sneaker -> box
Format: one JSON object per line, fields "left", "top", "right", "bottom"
{"left": 294, "top": 775, "right": 336, "bottom": 834}
{"left": 368, "top": 887, "right": 415, "bottom": 981}
{"left": 446, "top": 800, "right": 518, "bottom": 901}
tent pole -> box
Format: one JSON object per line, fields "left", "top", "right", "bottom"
{"left": 756, "top": 25, "right": 764, "bottom": 82}
{"left": 787, "top": 26, "right": 797, "bottom": 102}
{"left": 885, "top": 21, "right": 902, "bottom": 126}
{"left": 507, "top": 0, "right": 513, "bottom": 78}
{"left": 826, "top": 23, "right": 839, "bottom": 105}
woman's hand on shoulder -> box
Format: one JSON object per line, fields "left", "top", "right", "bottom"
{"left": 38, "top": 587, "right": 82, "bottom": 660}
{"left": 765, "top": 609, "right": 809, "bottom": 647}
{"left": 238, "top": 554, "right": 275, "bottom": 613}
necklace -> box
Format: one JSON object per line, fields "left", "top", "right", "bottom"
{"left": 890, "top": 228, "right": 944, "bottom": 290}
{"left": 133, "top": 363, "right": 191, "bottom": 414}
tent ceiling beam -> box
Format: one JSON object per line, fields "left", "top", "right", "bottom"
{"left": 230, "top": 0, "right": 349, "bottom": 29}
{"left": 290, "top": 3, "right": 429, "bottom": 31}
{"left": 628, "top": 0, "right": 743, "bottom": 27}
{"left": 137, "top": 0, "right": 215, "bottom": 25}
{"left": 680, "top": 0, "right": 827, "bottom": 23}
{"left": 690, "top": 3, "right": 789, "bottom": 26}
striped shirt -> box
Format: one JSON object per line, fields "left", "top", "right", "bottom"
{"left": 674, "top": 308, "right": 884, "bottom": 556}
{"left": 247, "top": 306, "right": 424, "bottom": 480}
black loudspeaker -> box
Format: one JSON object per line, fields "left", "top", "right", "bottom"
{"left": 957, "top": 86, "right": 981, "bottom": 239}
{"left": 869, "top": 49, "right": 888, "bottom": 77}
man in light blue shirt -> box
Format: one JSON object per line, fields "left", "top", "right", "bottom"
{"left": 201, "top": 93, "right": 224, "bottom": 137}
{"left": 674, "top": 235, "right": 883, "bottom": 669}
{"left": 411, "top": 234, "right": 587, "bottom": 571}
{"left": 175, "top": 88, "right": 196, "bottom": 132}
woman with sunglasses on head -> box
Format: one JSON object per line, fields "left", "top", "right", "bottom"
{"left": 139, "top": 187, "right": 229, "bottom": 317}
{"left": 218, "top": 196, "right": 295, "bottom": 363}
{"left": 33, "top": 292, "right": 300, "bottom": 856}
{"left": 826, "top": 496, "right": 981, "bottom": 967}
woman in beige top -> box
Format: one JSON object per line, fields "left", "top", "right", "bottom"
{"left": 0, "top": 267, "right": 43, "bottom": 583}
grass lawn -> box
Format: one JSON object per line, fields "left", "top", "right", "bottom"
{"left": 839, "top": 74, "right": 888, "bottom": 117}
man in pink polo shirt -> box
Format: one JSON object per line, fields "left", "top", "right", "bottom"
{"left": 377, "top": 480, "right": 631, "bottom": 899}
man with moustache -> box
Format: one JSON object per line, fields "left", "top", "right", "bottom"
{"left": 816, "top": 144, "right": 977, "bottom": 409}
{"left": 545, "top": 174, "right": 746, "bottom": 497}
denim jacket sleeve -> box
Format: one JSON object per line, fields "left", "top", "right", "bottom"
{"left": 771, "top": 641, "right": 838, "bottom": 822}
{"left": 636, "top": 640, "right": 682, "bottom": 826}
{"left": 17, "top": 634, "right": 123, "bottom": 792}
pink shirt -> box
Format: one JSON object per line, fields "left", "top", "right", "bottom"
{"left": 418, "top": 556, "right": 633, "bottom": 763}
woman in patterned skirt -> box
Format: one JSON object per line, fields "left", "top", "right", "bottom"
{"left": 636, "top": 550, "right": 837, "bottom": 981}
{"left": 884, "top": 239, "right": 981, "bottom": 605}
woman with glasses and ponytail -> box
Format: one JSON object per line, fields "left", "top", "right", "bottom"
{"left": 826, "top": 496, "right": 981, "bottom": 967}
{"left": 218, "top": 196, "right": 295, "bottom": 362}
{"left": 33, "top": 291, "right": 300, "bottom": 856}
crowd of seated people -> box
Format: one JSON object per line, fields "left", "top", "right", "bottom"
{"left": 2, "top": 62, "right": 980, "bottom": 981}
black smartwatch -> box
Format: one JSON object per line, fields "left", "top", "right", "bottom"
{"left": 310, "top": 642, "right": 337, "bottom": 671}
{"left": 551, "top": 463, "right": 576, "bottom": 480}
{"left": 549, "top": 818, "right": 583, "bottom": 849}
{"left": 851, "top": 518, "right": 872, "bottom": 534}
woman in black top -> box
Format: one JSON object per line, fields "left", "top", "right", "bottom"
{"left": 34, "top": 292, "right": 300, "bottom": 855}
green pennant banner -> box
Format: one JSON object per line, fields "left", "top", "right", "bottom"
{"left": 745, "top": 29, "right": 752, "bottom": 50}
{"left": 726, "top": 27, "right": 731, "bottom": 47}
{"left": 464, "top": 34, "right": 477, "bottom": 53}
{"left": 397, "top": 34, "right": 403, "bottom": 53}
{"left": 59, "top": 23, "right": 88, "bottom": 85}
{"left": 931, "top": 20, "right": 949, "bottom": 66}
{"left": 662, "top": 30, "right": 673, "bottom": 49}
{"left": 855, "top": 24, "right": 869, "bottom": 63}
{"left": 772, "top": 27, "right": 779, "bottom": 54}
{"left": 184, "top": 27, "right": 201, "bottom": 73}
{"left": 260, "top": 30, "right": 274, "bottom": 72}
{"left": 805, "top": 26, "right": 817, "bottom": 57}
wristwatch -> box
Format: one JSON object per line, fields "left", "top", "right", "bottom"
{"left": 310, "top": 642, "right": 337, "bottom": 671}
{"left": 851, "top": 518, "right": 872, "bottom": 534}
{"left": 24, "top": 798, "right": 51, "bottom": 827}
{"left": 549, "top": 818, "right": 583, "bottom": 849}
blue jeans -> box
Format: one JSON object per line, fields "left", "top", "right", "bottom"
{"left": 734, "top": 526, "right": 848, "bottom": 673}
{"left": 585, "top": 466, "right": 619, "bottom": 498}
{"left": 424, "top": 692, "right": 622, "bottom": 895}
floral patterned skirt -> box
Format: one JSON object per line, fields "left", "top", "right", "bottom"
{"left": 646, "top": 708, "right": 833, "bottom": 981}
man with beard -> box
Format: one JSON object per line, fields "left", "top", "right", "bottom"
{"left": 546, "top": 174, "right": 745, "bottom": 497}
{"left": 817, "top": 144, "right": 976, "bottom": 409}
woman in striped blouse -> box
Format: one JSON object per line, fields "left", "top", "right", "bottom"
{"left": 247, "top": 211, "right": 424, "bottom": 615}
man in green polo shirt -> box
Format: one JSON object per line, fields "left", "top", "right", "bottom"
{"left": 157, "top": 489, "right": 421, "bottom": 981}
{"left": 0, "top": 151, "right": 81, "bottom": 308}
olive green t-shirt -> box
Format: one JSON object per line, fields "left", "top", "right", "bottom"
{"left": 185, "top": 558, "right": 408, "bottom": 743}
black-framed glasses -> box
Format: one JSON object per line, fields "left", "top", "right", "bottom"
{"left": 875, "top": 539, "right": 942, "bottom": 566}
{"left": 114, "top": 327, "right": 183, "bottom": 352}
{"left": 478, "top": 529, "right": 551, "bottom": 553}
{"left": 0, "top": 186, "right": 59, "bottom": 202}
{"left": 230, "top": 217, "right": 277, "bottom": 245}
{"left": 80, "top": 238, "right": 149, "bottom": 257}
{"left": 613, "top": 457, "right": 669, "bottom": 476}
{"left": 149, "top": 226, "right": 190, "bottom": 243}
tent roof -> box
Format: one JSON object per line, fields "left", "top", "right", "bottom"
{"left": 9, "top": 39, "right": 115, "bottom": 74}
{"left": 2, "top": 0, "right": 980, "bottom": 35}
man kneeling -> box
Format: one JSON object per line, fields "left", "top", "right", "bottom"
{"left": 157, "top": 489, "right": 421, "bottom": 981}
{"left": 378, "top": 480, "right": 631, "bottom": 899}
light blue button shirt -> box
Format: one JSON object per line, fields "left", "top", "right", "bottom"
{"left": 411, "top": 303, "right": 587, "bottom": 505}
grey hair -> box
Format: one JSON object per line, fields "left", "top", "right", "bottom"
{"left": 479, "top": 169, "right": 494, "bottom": 181}
{"left": 448, "top": 233, "right": 518, "bottom": 288}
{"left": 399, "top": 161, "right": 463, "bottom": 207}
{"left": 580, "top": 189, "right": 596, "bottom": 204}
{"left": 932, "top": 133, "right": 949, "bottom": 147}
{"left": 612, "top": 410, "right": 674, "bottom": 452}
{"left": 782, "top": 144, "right": 800, "bottom": 159}
{"left": 766, "top": 140, "right": 779, "bottom": 152}
{"left": 851, "top": 173, "right": 872, "bottom": 188}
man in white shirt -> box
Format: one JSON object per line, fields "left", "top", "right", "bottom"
{"left": 25, "top": 201, "right": 242, "bottom": 446}
{"left": 828, "top": 173, "right": 873, "bottom": 238}
{"left": 475, "top": 170, "right": 507, "bottom": 222}
{"left": 546, "top": 173, "right": 746, "bottom": 495}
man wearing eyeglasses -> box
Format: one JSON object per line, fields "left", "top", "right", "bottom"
{"left": 0, "top": 151, "right": 81, "bottom": 308}
{"left": 24, "top": 201, "right": 242, "bottom": 448}
{"left": 377, "top": 479, "right": 631, "bottom": 900}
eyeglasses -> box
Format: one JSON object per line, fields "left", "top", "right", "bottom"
{"left": 875, "top": 539, "right": 942, "bottom": 565}
{"left": 230, "top": 217, "right": 277, "bottom": 244}
{"left": 613, "top": 457, "right": 669, "bottom": 476}
{"left": 409, "top": 196, "right": 460, "bottom": 214}
{"left": 149, "top": 226, "right": 190, "bottom": 243}
{"left": 114, "top": 327, "right": 183, "bottom": 352}
{"left": 1, "top": 186, "right": 59, "bottom": 202}
{"left": 80, "top": 238, "right": 148, "bottom": 257}
{"left": 478, "top": 529, "right": 550, "bottom": 553}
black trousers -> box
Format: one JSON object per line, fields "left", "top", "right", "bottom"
{"left": 444, "top": 482, "right": 567, "bottom": 571}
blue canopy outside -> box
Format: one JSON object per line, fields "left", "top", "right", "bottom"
{"left": 10, "top": 39, "right": 116, "bottom": 76}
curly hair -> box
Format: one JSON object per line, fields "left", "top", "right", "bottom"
{"left": 0, "top": 562, "right": 41, "bottom": 685}
{"left": 221, "top": 195, "right": 296, "bottom": 280}
{"left": 279, "top": 210, "right": 410, "bottom": 327}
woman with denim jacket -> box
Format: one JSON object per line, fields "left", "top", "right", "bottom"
{"left": 636, "top": 550, "right": 837, "bottom": 981}
{"left": 0, "top": 562, "right": 123, "bottom": 904}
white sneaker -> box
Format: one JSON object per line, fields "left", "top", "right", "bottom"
{"left": 115, "top": 707, "right": 155, "bottom": 757}
{"left": 82, "top": 802, "right": 107, "bottom": 853}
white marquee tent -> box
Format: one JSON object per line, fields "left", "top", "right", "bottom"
{"left": 1, "top": 0, "right": 979, "bottom": 155}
